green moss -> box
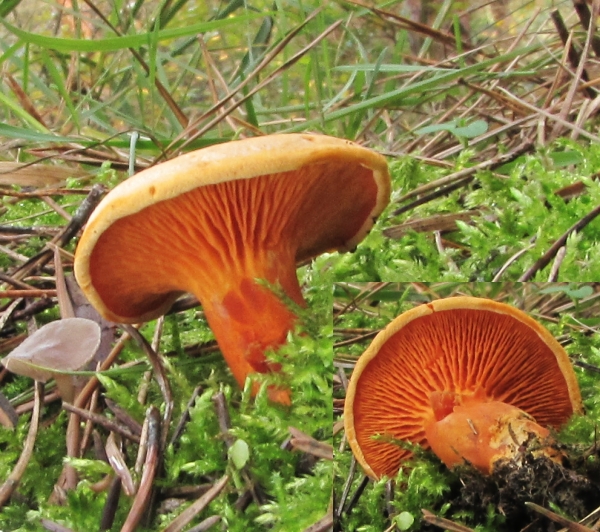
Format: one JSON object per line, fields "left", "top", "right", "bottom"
{"left": 330, "top": 142, "right": 600, "bottom": 282}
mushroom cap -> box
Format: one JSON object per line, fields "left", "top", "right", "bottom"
{"left": 344, "top": 296, "right": 583, "bottom": 479}
{"left": 74, "top": 133, "right": 390, "bottom": 323}
{"left": 1, "top": 317, "right": 101, "bottom": 402}
{"left": 1, "top": 318, "right": 101, "bottom": 381}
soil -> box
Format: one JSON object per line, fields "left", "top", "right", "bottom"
{"left": 426, "top": 446, "right": 600, "bottom": 531}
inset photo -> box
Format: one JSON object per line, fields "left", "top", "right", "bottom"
{"left": 334, "top": 283, "right": 600, "bottom": 532}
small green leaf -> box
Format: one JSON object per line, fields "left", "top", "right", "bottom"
{"left": 395, "top": 511, "right": 415, "bottom": 530}
{"left": 548, "top": 150, "right": 583, "bottom": 167}
{"left": 566, "top": 285, "right": 594, "bottom": 299}
{"left": 64, "top": 458, "right": 113, "bottom": 477}
{"left": 415, "top": 119, "right": 488, "bottom": 138}
{"left": 539, "top": 284, "right": 593, "bottom": 299}
{"left": 451, "top": 119, "right": 488, "bottom": 138}
{"left": 228, "top": 439, "right": 250, "bottom": 470}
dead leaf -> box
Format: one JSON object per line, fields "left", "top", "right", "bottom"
{"left": 0, "top": 162, "right": 86, "bottom": 187}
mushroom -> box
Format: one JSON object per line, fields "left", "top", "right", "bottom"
{"left": 2, "top": 318, "right": 101, "bottom": 403}
{"left": 74, "top": 134, "right": 391, "bottom": 404}
{"left": 343, "top": 296, "right": 582, "bottom": 478}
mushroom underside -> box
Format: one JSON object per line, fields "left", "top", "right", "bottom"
{"left": 349, "top": 307, "right": 578, "bottom": 478}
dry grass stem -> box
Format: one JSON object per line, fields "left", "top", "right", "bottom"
{"left": 525, "top": 502, "right": 594, "bottom": 531}
{"left": 121, "top": 406, "right": 161, "bottom": 532}
{"left": 122, "top": 324, "right": 173, "bottom": 452}
{"left": 0, "top": 381, "right": 43, "bottom": 507}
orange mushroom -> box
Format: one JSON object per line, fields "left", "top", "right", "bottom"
{"left": 344, "top": 296, "right": 582, "bottom": 478}
{"left": 74, "top": 134, "right": 390, "bottom": 404}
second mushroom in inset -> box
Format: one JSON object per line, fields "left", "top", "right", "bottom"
{"left": 74, "top": 134, "right": 391, "bottom": 405}
{"left": 344, "top": 296, "right": 583, "bottom": 478}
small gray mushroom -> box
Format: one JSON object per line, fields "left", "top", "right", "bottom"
{"left": 2, "top": 318, "right": 101, "bottom": 402}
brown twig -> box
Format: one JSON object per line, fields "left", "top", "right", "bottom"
{"left": 338, "top": 474, "right": 369, "bottom": 524}
{"left": 392, "top": 139, "right": 534, "bottom": 211}
{"left": 333, "top": 282, "right": 391, "bottom": 324}
{"left": 62, "top": 403, "right": 141, "bottom": 443}
{"left": 12, "top": 299, "right": 56, "bottom": 321}
{"left": 0, "top": 289, "right": 58, "bottom": 299}
{"left": 0, "top": 188, "right": 92, "bottom": 198}
{"left": 105, "top": 433, "right": 136, "bottom": 496}
{"left": 0, "top": 225, "right": 63, "bottom": 235}
{"left": 335, "top": 456, "right": 356, "bottom": 523}
{"left": 105, "top": 397, "right": 143, "bottom": 436}
{"left": 547, "top": 245, "right": 567, "bottom": 281}
{"left": 0, "top": 272, "right": 35, "bottom": 290}
{"left": 169, "top": 386, "right": 203, "bottom": 448}
{"left": 288, "top": 426, "right": 334, "bottom": 460}
{"left": 122, "top": 324, "right": 173, "bottom": 452}
{"left": 391, "top": 176, "right": 475, "bottom": 217}
{"left": 573, "top": 0, "right": 600, "bottom": 57}
{"left": 518, "top": 203, "right": 600, "bottom": 281}
{"left": 14, "top": 390, "right": 61, "bottom": 415}
{"left": 9, "top": 184, "right": 105, "bottom": 283}
{"left": 212, "top": 391, "right": 235, "bottom": 447}
{"left": 497, "top": 87, "right": 600, "bottom": 143}
{"left": 161, "top": 475, "right": 229, "bottom": 532}
{"left": 186, "top": 515, "right": 223, "bottom": 532}
{"left": 344, "top": 0, "right": 475, "bottom": 50}
{"left": 421, "top": 509, "right": 477, "bottom": 531}
{"left": 212, "top": 391, "right": 266, "bottom": 507}
{"left": 99, "top": 476, "right": 122, "bottom": 532}
{"left": 384, "top": 210, "right": 484, "bottom": 239}
{"left": 550, "top": 10, "right": 594, "bottom": 98}
{"left": 303, "top": 509, "right": 334, "bottom": 532}
{"left": 0, "top": 391, "right": 18, "bottom": 429}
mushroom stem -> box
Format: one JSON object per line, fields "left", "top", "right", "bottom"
{"left": 188, "top": 250, "right": 304, "bottom": 405}
{"left": 424, "top": 400, "right": 557, "bottom": 474}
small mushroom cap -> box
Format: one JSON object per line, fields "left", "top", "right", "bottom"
{"left": 74, "top": 133, "right": 390, "bottom": 323}
{"left": 344, "top": 296, "right": 582, "bottom": 479}
{"left": 1, "top": 318, "right": 101, "bottom": 382}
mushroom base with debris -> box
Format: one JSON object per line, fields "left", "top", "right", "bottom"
{"left": 424, "top": 400, "right": 563, "bottom": 475}
{"left": 415, "top": 442, "right": 600, "bottom": 532}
